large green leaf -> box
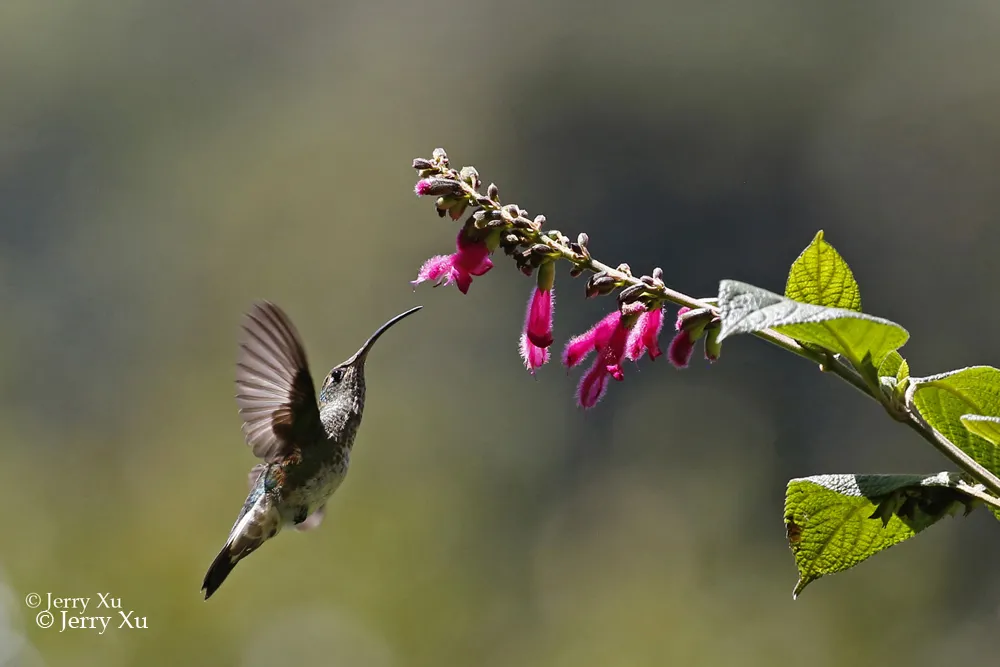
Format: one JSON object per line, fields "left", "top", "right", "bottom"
{"left": 717, "top": 280, "right": 909, "bottom": 368}
{"left": 784, "top": 230, "right": 862, "bottom": 312}
{"left": 909, "top": 367, "right": 1000, "bottom": 478}
{"left": 785, "top": 473, "right": 980, "bottom": 598}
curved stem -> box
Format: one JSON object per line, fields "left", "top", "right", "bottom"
{"left": 902, "top": 386, "right": 1000, "bottom": 498}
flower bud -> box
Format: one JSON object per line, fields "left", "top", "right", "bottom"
{"left": 435, "top": 196, "right": 464, "bottom": 218}
{"left": 617, "top": 283, "right": 646, "bottom": 305}
{"left": 459, "top": 166, "right": 481, "bottom": 190}
{"left": 704, "top": 322, "right": 722, "bottom": 362}
{"left": 585, "top": 272, "right": 618, "bottom": 299}
{"left": 448, "top": 200, "right": 469, "bottom": 221}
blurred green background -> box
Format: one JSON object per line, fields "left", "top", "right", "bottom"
{"left": 3, "top": 1, "right": 1000, "bottom": 665}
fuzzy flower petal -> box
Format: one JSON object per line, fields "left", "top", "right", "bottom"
{"left": 454, "top": 233, "right": 493, "bottom": 276}
{"left": 626, "top": 307, "right": 665, "bottom": 361}
{"left": 411, "top": 255, "right": 455, "bottom": 289}
{"left": 411, "top": 231, "right": 493, "bottom": 294}
{"left": 577, "top": 359, "right": 610, "bottom": 408}
{"left": 520, "top": 332, "right": 549, "bottom": 374}
{"left": 525, "top": 287, "right": 554, "bottom": 348}
{"left": 675, "top": 307, "right": 691, "bottom": 330}
{"left": 562, "top": 310, "right": 621, "bottom": 368}
{"left": 568, "top": 309, "right": 632, "bottom": 408}
{"left": 453, "top": 270, "right": 473, "bottom": 294}
{"left": 601, "top": 318, "right": 630, "bottom": 369}
{"left": 414, "top": 179, "right": 435, "bottom": 196}
{"left": 668, "top": 331, "right": 695, "bottom": 369}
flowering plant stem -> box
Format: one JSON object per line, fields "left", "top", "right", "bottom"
{"left": 519, "top": 221, "right": 1000, "bottom": 502}
{"left": 410, "top": 148, "right": 1000, "bottom": 510}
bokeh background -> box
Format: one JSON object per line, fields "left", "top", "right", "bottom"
{"left": 3, "top": 1, "right": 1000, "bottom": 665}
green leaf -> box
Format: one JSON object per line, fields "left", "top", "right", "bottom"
{"left": 961, "top": 415, "right": 1000, "bottom": 445}
{"left": 717, "top": 280, "right": 909, "bottom": 368}
{"left": 878, "top": 351, "right": 904, "bottom": 379}
{"left": 786, "top": 473, "right": 980, "bottom": 598}
{"left": 876, "top": 351, "right": 910, "bottom": 397}
{"left": 909, "top": 367, "right": 1000, "bottom": 478}
{"left": 784, "top": 230, "right": 862, "bottom": 312}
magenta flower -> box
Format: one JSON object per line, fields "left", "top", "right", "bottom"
{"left": 562, "top": 310, "right": 620, "bottom": 368}
{"left": 412, "top": 230, "right": 493, "bottom": 294}
{"left": 520, "top": 286, "right": 554, "bottom": 374}
{"left": 625, "top": 306, "right": 665, "bottom": 362}
{"left": 667, "top": 331, "right": 696, "bottom": 368}
{"left": 667, "top": 307, "right": 698, "bottom": 369}
{"left": 563, "top": 310, "right": 632, "bottom": 408}
{"left": 668, "top": 306, "right": 723, "bottom": 367}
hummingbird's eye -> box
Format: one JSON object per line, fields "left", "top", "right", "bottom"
{"left": 330, "top": 368, "right": 345, "bottom": 383}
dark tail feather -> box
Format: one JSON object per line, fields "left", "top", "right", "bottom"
{"left": 202, "top": 545, "right": 237, "bottom": 600}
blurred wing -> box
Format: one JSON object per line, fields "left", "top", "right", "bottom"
{"left": 235, "top": 301, "right": 322, "bottom": 462}
{"left": 295, "top": 505, "right": 326, "bottom": 532}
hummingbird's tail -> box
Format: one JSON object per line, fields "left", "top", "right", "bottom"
{"left": 203, "top": 493, "right": 282, "bottom": 599}
{"left": 202, "top": 544, "right": 239, "bottom": 600}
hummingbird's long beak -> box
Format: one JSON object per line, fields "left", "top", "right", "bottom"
{"left": 348, "top": 305, "right": 423, "bottom": 366}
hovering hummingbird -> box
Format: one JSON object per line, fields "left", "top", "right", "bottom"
{"left": 202, "top": 301, "right": 422, "bottom": 599}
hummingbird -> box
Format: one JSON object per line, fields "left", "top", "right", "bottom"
{"left": 202, "top": 301, "right": 422, "bottom": 599}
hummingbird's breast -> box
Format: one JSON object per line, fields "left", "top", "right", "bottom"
{"left": 278, "top": 445, "right": 350, "bottom": 521}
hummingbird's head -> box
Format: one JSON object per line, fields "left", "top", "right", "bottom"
{"left": 318, "top": 306, "right": 423, "bottom": 409}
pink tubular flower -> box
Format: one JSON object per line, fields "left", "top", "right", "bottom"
{"left": 526, "top": 287, "right": 554, "bottom": 348}
{"left": 668, "top": 306, "right": 695, "bottom": 368}
{"left": 668, "top": 331, "right": 696, "bottom": 368}
{"left": 625, "top": 306, "right": 665, "bottom": 362}
{"left": 562, "top": 310, "right": 620, "bottom": 369}
{"left": 411, "top": 230, "right": 493, "bottom": 294}
{"left": 520, "top": 286, "right": 554, "bottom": 374}
{"left": 563, "top": 310, "right": 632, "bottom": 408}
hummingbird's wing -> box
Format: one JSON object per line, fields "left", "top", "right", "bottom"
{"left": 248, "top": 463, "right": 267, "bottom": 489}
{"left": 235, "top": 301, "right": 323, "bottom": 463}
{"left": 294, "top": 504, "right": 326, "bottom": 531}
